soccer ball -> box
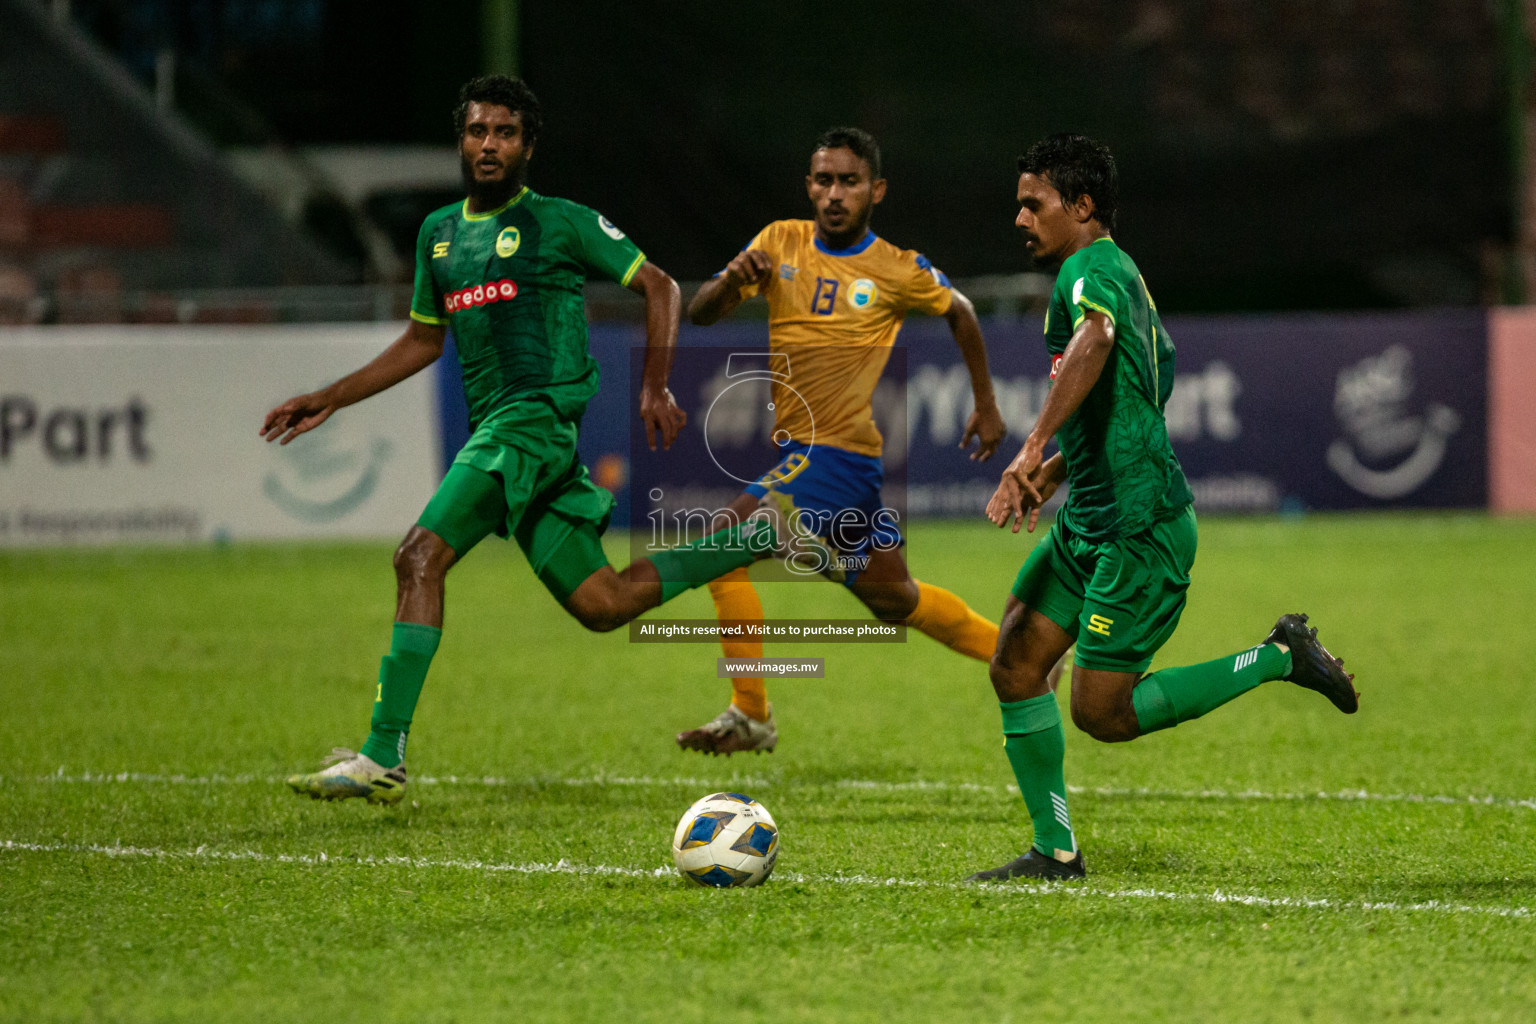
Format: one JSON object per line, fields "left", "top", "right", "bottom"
{"left": 671, "top": 792, "right": 779, "bottom": 887}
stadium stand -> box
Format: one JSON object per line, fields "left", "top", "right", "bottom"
{"left": 0, "top": 0, "right": 354, "bottom": 323}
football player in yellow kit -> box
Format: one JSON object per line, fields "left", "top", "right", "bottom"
{"left": 677, "top": 126, "right": 1013, "bottom": 754}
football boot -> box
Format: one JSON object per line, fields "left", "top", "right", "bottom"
{"left": 286, "top": 747, "right": 406, "bottom": 805}
{"left": 966, "top": 848, "right": 1087, "bottom": 882}
{"left": 676, "top": 704, "right": 779, "bottom": 756}
{"left": 1264, "top": 613, "right": 1358, "bottom": 713}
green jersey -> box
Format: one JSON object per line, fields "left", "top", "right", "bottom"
{"left": 410, "top": 186, "right": 647, "bottom": 429}
{"left": 1044, "top": 236, "right": 1192, "bottom": 540}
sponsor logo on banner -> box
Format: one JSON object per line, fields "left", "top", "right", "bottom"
{"left": 1164, "top": 361, "right": 1242, "bottom": 442}
{"left": 263, "top": 427, "right": 395, "bottom": 524}
{"left": 445, "top": 279, "right": 518, "bottom": 312}
{"left": 1326, "top": 344, "right": 1460, "bottom": 499}
{"left": 0, "top": 326, "right": 439, "bottom": 546}
{"left": 1, "top": 395, "right": 152, "bottom": 464}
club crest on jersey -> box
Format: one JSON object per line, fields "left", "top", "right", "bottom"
{"left": 445, "top": 278, "right": 517, "bottom": 312}
{"left": 495, "top": 227, "right": 520, "bottom": 258}
{"left": 597, "top": 215, "right": 626, "bottom": 240}
{"left": 1050, "top": 354, "right": 1064, "bottom": 380}
{"left": 849, "top": 278, "right": 878, "bottom": 309}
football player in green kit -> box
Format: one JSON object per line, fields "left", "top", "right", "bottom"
{"left": 264, "top": 77, "right": 789, "bottom": 804}
{"left": 969, "top": 134, "right": 1360, "bottom": 881}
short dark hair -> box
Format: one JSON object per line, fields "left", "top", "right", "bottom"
{"left": 813, "top": 126, "right": 882, "bottom": 179}
{"left": 453, "top": 75, "right": 543, "bottom": 146}
{"left": 1017, "top": 133, "right": 1118, "bottom": 232}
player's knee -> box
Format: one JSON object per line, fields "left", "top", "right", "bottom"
{"left": 567, "top": 588, "right": 626, "bottom": 633}
{"left": 1070, "top": 701, "right": 1138, "bottom": 743}
{"left": 393, "top": 534, "right": 448, "bottom": 588}
{"left": 989, "top": 657, "right": 1041, "bottom": 702}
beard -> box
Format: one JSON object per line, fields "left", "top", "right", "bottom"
{"left": 460, "top": 152, "right": 526, "bottom": 207}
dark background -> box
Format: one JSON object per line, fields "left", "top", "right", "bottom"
{"left": 70, "top": 0, "right": 1510, "bottom": 311}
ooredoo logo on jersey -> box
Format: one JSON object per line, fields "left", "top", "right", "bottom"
{"left": 446, "top": 279, "right": 518, "bottom": 312}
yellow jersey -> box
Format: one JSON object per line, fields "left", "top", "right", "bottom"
{"left": 735, "top": 219, "right": 954, "bottom": 457}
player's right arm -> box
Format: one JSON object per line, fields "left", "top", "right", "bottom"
{"left": 260, "top": 318, "right": 446, "bottom": 445}
{"left": 993, "top": 307, "right": 1114, "bottom": 507}
{"left": 687, "top": 248, "right": 773, "bottom": 325}
{"left": 262, "top": 210, "right": 453, "bottom": 445}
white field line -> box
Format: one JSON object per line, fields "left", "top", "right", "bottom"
{"left": 7, "top": 770, "right": 1536, "bottom": 813}
{"left": 0, "top": 838, "right": 1530, "bottom": 921}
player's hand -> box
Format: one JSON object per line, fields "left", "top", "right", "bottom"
{"left": 1019, "top": 462, "right": 1062, "bottom": 533}
{"left": 986, "top": 472, "right": 1027, "bottom": 532}
{"left": 960, "top": 400, "right": 1006, "bottom": 462}
{"left": 722, "top": 249, "right": 773, "bottom": 290}
{"left": 987, "top": 438, "right": 1047, "bottom": 533}
{"left": 640, "top": 385, "right": 687, "bottom": 451}
{"left": 261, "top": 391, "right": 337, "bottom": 445}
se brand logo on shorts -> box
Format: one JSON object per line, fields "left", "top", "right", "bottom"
{"left": 597, "top": 215, "right": 626, "bottom": 240}
{"left": 445, "top": 279, "right": 517, "bottom": 312}
{"left": 432, "top": 242, "right": 450, "bottom": 259}
{"left": 849, "top": 278, "right": 878, "bottom": 309}
{"left": 495, "top": 227, "right": 521, "bottom": 258}
{"left": 1086, "top": 613, "right": 1114, "bottom": 637}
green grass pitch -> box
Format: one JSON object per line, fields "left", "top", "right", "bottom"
{"left": 3, "top": 515, "right": 1535, "bottom": 1022}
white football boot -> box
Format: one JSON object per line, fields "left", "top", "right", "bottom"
{"left": 676, "top": 704, "right": 779, "bottom": 756}
{"left": 286, "top": 747, "right": 407, "bottom": 805}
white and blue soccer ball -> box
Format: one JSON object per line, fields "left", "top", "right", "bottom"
{"left": 671, "top": 792, "right": 779, "bottom": 887}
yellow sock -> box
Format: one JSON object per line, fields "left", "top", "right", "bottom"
{"left": 708, "top": 567, "right": 769, "bottom": 721}
{"left": 905, "top": 580, "right": 998, "bottom": 662}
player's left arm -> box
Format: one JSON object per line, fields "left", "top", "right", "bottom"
{"left": 987, "top": 450, "right": 1068, "bottom": 533}
{"left": 627, "top": 260, "right": 687, "bottom": 451}
{"left": 997, "top": 309, "right": 1114, "bottom": 507}
{"left": 571, "top": 203, "right": 687, "bottom": 451}
{"left": 942, "top": 289, "right": 1006, "bottom": 461}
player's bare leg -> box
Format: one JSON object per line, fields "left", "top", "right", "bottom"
{"left": 563, "top": 561, "right": 664, "bottom": 633}
{"left": 393, "top": 525, "right": 461, "bottom": 627}
{"left": 565, "top": 490, "right": 795, "bottom": 634}
{"left": 968, "top": 598, "right": 1084, "bottom": 881}
{"left": 287, "top": 525, "right": 460, "bottom": 804}
{"left": 972, "top": 605, "right": 1356, "bottom": 880}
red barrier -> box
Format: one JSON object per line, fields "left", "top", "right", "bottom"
{"left": 1489, "top": 309, "right": 1536, "bottom": 513}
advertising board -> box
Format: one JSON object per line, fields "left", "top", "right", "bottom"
{"left": 0, "top": 326, "right": 440, "bottom": 546}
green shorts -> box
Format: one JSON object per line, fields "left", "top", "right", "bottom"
{"left": 417, "top": 402, "right": 615, "bottom": 603}
{"left": 1011, "top": 505, "right": 1198, "bottom": 674}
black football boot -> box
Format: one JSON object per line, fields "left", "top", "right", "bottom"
{"left": 1265, "top": 613, "right": 1358, "bottom": 714}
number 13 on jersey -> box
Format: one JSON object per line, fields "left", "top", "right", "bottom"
{"left": 811, "top": 276, "right": 839, "bottom": 315}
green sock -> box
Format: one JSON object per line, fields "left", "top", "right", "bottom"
{"left": 1131, "top": 643, "right": 1292, "bottom": 735}
{"left": 359, "top": 622, "right": 442, "bottom": 768}
{"left": 1000, "top": 693, "right": 1076, "bottom": 858}
{"left": 647, "top": 519, "right": 777, "bottom": 603}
